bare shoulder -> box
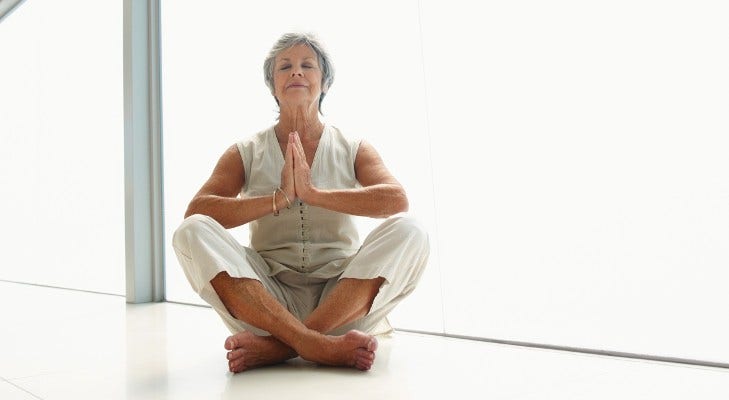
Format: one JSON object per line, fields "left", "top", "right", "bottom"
{"left": 355, "top": 140, "right": 399, "bottom": 187}
{"left": 197, "top": 144, "right": 245, "bottom": 197}
{"left": 355, "top": 140, "right": 380, "bottom": 162}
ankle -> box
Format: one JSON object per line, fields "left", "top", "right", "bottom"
{"left": 289, "top": 328, "right": 325, "bottom": 352}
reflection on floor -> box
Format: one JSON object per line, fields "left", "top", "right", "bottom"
{"left": 1, "top": 281, "right": 728, "bottom": 400}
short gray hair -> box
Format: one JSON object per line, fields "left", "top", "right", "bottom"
{"left": 263, "top": 32, "right": 335, "bottom": 112}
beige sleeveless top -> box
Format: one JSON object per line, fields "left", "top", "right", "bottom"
{"left": 236, "top": 124, "right": 362, "bottom": 278}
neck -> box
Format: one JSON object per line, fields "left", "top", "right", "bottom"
{"left": 276, "top": 104, "right": 323, "bottom": 140}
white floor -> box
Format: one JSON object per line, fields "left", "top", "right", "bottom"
{"left": 1, "top": 281, "right": 728, "bottom": 400}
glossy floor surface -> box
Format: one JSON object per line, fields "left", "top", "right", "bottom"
{"left": 1, "top": 281, "right": 728, "bottom": 399}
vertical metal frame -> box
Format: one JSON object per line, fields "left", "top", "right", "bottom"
{"left": 0, "top": 0, "right": 26, "bottom": 24}
{"left": 123, "top": 0, "right": 164, "bottom": 303}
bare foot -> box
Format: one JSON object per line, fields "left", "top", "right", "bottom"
{"left": 297, "top": 330, "right": 378, "bottom": 371}
{"left": 224, "top": 331, "right": 297, "bottom": 373}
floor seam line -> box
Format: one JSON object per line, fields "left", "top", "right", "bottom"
{"left": 1, "top": 376, "right": 44, "bottom": 400}
{"left": 395, "top": 328, "right": 729, "bottom": 370}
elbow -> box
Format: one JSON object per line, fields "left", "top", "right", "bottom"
{"left": 184, "top": 197, "right": 203, "bottom": 220}
{"left": 397, "top": 193, "right": 409, "bottom": 214}
{"left": 183, "top": 196, "right": 240, "bottom": 229}
{"left": 381, "top": 190, "right": 408, "bottom": 218}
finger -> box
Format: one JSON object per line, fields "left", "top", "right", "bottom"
{"left": 293, "top": 133, "right": 303, "bottom": 155}
{"left": 281, "top": 141, "right": 294, "bottom": 186}
{"left": 288, "top": 133, "right": 301, "bottom": 161}
{"left": 286, "top": 140, "right": 295, "bottom": 166}
{"left": 293, "top": 133, "right": 307, "bottom": 162}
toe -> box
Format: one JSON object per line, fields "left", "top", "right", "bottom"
{"left": 227, "top": 348, "right": 245, "bottom": 361}
{"left": 229, "top": 357, "right": 247, "bottom": 373}
{"left": 225, "top": 336, "right": 236, "bottom": 350}
{"left": 355, "top": 359, "right": 373, "bottom": 371}
{"left": 367, "top": 337, "right": 378, "bottom": 352}
{"left": 355, "top": 348, "right": 375, "bottom": 361}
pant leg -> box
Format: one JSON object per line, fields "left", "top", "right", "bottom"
{"left": 323, "top": 216, "right": 430, "bottom": 336}
{"left": 172, "top": 214, "right": 289, "bottom": 335}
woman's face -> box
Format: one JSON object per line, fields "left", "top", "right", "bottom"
{"left": 273, "top": 44, "right": 323, "bottom": 111}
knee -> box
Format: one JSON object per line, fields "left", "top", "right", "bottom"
{"left": 385, "top": 216, "right": 430, "bottom": 250}
{"left": 172, "top": 214, "right": 217, "bottom": 250}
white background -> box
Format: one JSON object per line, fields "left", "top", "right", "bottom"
{"left": 0, "top": 0, "right": 125, "bottom": 294}
{"left": 0, "top": 0, "right": 725, "bottom": 365}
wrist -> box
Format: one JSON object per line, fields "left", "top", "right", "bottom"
{"left": 274, "top": 187, "right": 291, "bottom": 214}
{"left": 300, "top": 186, "right": 322, "bottom": 206}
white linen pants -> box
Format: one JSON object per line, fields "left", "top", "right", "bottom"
{"left": 172, "top": 214, "right": 429, "bottom": 336}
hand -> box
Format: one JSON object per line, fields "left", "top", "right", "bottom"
{"left": 280, "top": 135, "right": 296, "bottom": 203}
{"left": 289, "top": 132, "right": 315, "bottom": 202}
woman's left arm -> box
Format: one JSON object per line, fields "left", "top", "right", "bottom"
{"left": 293, "top": 136, "right": 408, "bottom": 218}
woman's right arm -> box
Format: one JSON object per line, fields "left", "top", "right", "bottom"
{"left": 184, "top": 144, "right": 285, "bottom": 229}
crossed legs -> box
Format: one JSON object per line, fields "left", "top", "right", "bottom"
{"left": 173, "top": 214, "right": 429, "bottom": 373}
{"left": 211, "top": 272, "right": 385, "bottom": 372}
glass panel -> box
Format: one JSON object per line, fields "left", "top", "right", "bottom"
{"left": 421, "top": 0, "right": 729, "bottom": 362}
{"left": 0, "top": 0, "right": 124, "bottom": 294}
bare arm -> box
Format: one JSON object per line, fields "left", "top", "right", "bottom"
{"left": 184, "top": 145, "right": 288, "bottom": 229}
{"left": 292, "top": 135, "right": 408, "bottom": 218}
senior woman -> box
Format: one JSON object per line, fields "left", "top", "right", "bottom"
{"left": 172, "top": 32, "right": 429, "bottom": 373}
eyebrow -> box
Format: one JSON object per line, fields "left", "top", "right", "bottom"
{"left": 278, "top": 57, "right": 316, "bottom": 62}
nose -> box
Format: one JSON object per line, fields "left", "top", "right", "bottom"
{"left": 290, "top": 65, "right": 303, "bottom": 77}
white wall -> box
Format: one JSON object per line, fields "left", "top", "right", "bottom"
{"left": 0, "top": 0, "right": 125, "bottom": 294}
{"left": 162, "top": 0, "right": 728, "bottom": 363}
{"left": 420, "top": 0, "right": 729, "bottom": 364}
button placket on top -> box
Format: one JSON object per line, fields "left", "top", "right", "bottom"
{"left": 298, "top": 199, "right": 311, "bottom": 270}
